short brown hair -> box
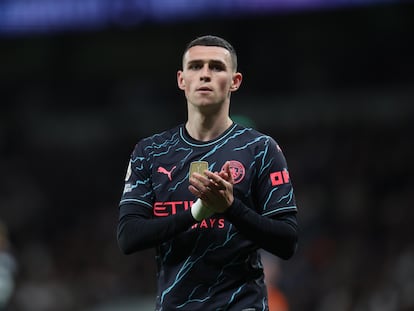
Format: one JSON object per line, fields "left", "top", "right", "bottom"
{"left": 183, "top": 35, "right": 238, "bottom": 71}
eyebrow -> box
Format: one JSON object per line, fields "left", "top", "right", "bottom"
{"left": 187, "top": 59, "right": 228, "bottom": 68}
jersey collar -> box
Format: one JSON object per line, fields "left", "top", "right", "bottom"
{"left": 180, "top": 123, "right": 238, "bottom": 147}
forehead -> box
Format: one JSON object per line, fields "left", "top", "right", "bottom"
{"left": 183, "top": 45, "right": 232, "bottom": 65}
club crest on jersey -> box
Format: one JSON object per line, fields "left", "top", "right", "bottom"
{"left": 222, "top": 160, "right": 245, "bottom": 184}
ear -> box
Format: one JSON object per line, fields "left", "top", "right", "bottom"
{"left": 230, "top": 72, "right": 243, "bottom": 92}
{"left": 177, "top": 70, "right": 185, "bottom": 90}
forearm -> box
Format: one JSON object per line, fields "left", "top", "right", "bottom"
{"left": 224, "top": 198, "right": 298, "bottom": 259}
{"left": 117, "top": 203, "right": 196, "bottom": 254}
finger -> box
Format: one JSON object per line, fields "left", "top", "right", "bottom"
{"left": 189, "top": 184, "right": 211, "bottom": 203}
{"left": 190, "top": 172, "right": 216, "bottom": 192}
{"left": 225, "top": 161, "right": 234, "bottom": 184}
{"left": 217, "top": 162, "right": 232, "bottom": 183}
{"left": 204, "top": 171, "right": 226, "bottom": 191}
{"left": 193, "top": 172, "right": 212, "bottom": 185}
{"left": 189, "top": 173, "right": 208, "bottom": 188}
{"left": 188, "top": 185, "right": 200, "bottom": 197}
{"left": 204, "top": 170, "right": 220, "bottom": 182}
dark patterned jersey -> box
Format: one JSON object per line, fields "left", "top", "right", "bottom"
{"left": 119, "top": 123, "right": 297, "bottom": 311}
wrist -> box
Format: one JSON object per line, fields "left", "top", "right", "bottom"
{"left": 223, "top": 197, "right": 241, "bottom": 218}
{"left": 191, "top": 198, "right": 213, "bottom": 221}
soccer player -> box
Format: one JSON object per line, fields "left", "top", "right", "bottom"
{"left": 117, "top": 35, "right": 298, "bottom": 311}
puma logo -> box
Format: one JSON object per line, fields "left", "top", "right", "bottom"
{"left": 157, "top": 166, "right": 176, "bottom": 181}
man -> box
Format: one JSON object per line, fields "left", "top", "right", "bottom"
{"left": 117, "top": 35, "right": 298, "bottom": 311}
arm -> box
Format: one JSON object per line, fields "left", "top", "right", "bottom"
{"left": 118, "top": 141, "right": 197, "bottom": 254}
{"left": 224, "top": 198, "right": 298, "bottom": 259}
{"left": 117, "top": 203, "right": 196, "bottom": 254}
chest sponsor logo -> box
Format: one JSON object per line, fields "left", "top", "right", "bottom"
{"left": 191, "top": 218, "right": 225, "bottom": 229}
{"left": 153, "top": 200, "right": 190, "bottom": 216}
{"left": 153, "top": 200, "right": 225, "bottom": 229}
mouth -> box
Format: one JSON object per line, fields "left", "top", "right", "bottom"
{"left": 197, "top": 86, "right": 212, "bottom": 92}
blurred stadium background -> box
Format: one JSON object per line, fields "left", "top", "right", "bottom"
{"left": 1, "top": 0, "right": 414, "bottom": 310}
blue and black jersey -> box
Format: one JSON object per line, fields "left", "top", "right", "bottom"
{"left": 118, "top": 123, "right": 298, "bottom": 311}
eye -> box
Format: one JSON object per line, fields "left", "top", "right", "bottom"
{"left": 188, "top": 63, "right": 202, "bottom": 70}
{"left": 210, "top": 63, "right": 225, "bottom": 71}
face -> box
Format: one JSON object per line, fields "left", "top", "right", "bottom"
{"left": 177, "top": 45, "right": 242, "bottom": 109}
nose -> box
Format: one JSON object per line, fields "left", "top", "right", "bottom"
{"left": 200, "top": 64, "right": 211, "bottom": 81}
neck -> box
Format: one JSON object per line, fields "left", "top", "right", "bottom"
{"left": 186, "top": 114, "right": 233, "bottom": 141}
